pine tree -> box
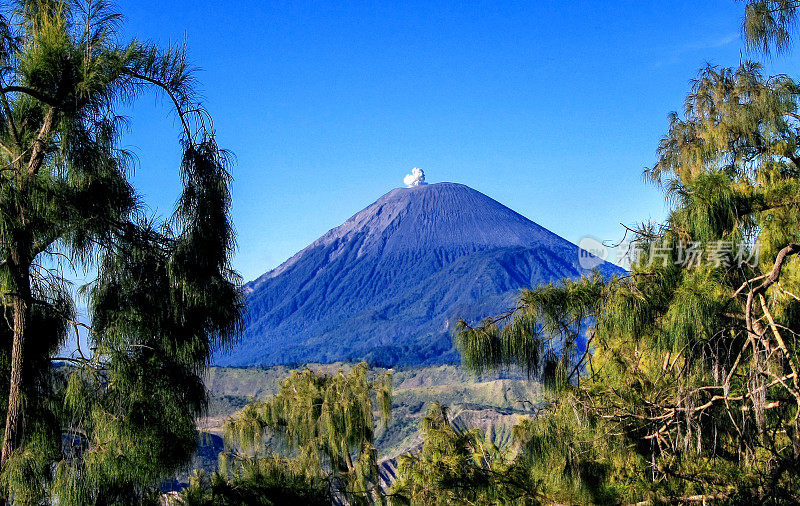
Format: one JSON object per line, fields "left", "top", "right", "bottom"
{"left": 0, "top": 1, "right": 241, "bottom": 502}
{"left": 190, "top": 363, "right": 391, "bottom": 505}
{"left": 453, "top": 2, "right": 800, "bottom": 503}
{"left": 389, "top": 402, "right": 540, "bottom": 505}
{"left": 743, "top": 0, "right": 800, "bottom": 54}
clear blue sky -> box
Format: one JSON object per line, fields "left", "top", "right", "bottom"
{"left": 114, "top": 0, "right": 800, "bottom": 282}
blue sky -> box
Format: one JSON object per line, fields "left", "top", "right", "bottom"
{"left": 114, "top": 0, "right": 800, "bottom": 282}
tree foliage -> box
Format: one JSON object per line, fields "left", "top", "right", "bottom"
{"left": 185, "top": 363, "right": 391, "bottom": 505}
{"left": 389, "top": 402, "right": 540, "bottom": 505}
{"left": 448, "top": 2, "right": 800, "bottom": 504}
{"left": 743, "top": 0, "right": 800, "bottom": 54}
{"left": 0, "top": 1, "right": 242, "bottom": 503}
{"left": 178, "top": 462, "right": 330, "bottom": 506}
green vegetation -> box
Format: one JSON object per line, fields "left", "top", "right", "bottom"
{"left": 183, "top": 363, "right": 391, "bottom": 505}
{"left": 184, "top": 365, "right": 540, "bottom": 504}
{"left": 389, "top": 402, "right": 539, "bottom": 505}
{"left": 445, "top": 2, "right": 800, "bottom": 504}
{"left": 180, "top": 460, "right": 330, "bottom": 506}
{"left": 4, "top": 1, "right": 800, "bottom": 504}
{"left": 200, "top": 364, "right": 539, "bottom": 460}
{"left": 0, "top": 1, "right": 241, "bottom": 503}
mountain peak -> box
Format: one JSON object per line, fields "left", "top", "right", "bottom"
{"left": 339, "top": 181, "right": 566, "bottom": 252}
{"left": 222, "top": 183, "right": 623, "bottom": 367}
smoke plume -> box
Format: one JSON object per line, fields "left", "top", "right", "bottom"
{"left": 403, "top": 167, "right": 427, "bottom": 187}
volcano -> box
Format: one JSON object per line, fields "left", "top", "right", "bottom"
{"left": 216, "top": 182, "right": 623, "bottom": 366}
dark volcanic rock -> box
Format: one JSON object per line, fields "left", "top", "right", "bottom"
{"left": 216, "top": 182, "right": 623, "bottom": 366}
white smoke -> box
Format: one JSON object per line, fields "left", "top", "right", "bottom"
{"left": 403, "top": 167, "right": 427, "bottom": 187}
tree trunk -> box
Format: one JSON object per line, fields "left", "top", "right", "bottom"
{"left": 1, "top": 249, "right": 30, "bottom": 470}
{"left": 2, "top": 107, "right": 54, "bottom": 472}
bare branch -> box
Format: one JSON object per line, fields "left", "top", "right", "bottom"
{"left": 27, "top": 106, "right": 55, "bottom": 176}
{"left": 1, "top": 86, "right": 56, "bottom": 106}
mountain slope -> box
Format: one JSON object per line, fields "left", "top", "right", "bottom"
{"left": 216, "top": 182, "right": 623, "bottom": 366}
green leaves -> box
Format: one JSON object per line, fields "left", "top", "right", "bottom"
{"left": 743, "top": 0, "right": 800, "bottom": 55}
{"left": 220, "top": 363, "right": 391, "bottom": 504}
{"left": 0, "top": 1, "right": 241, "bottom": 503}
{"left": 456, "top": 273, "right": 606, "bottom": 387}
{"left": 452, "top": 4, "right": 800, "bottom": 502}
{"left": 391, "top": 401, "right": 538, "bottom": 505}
